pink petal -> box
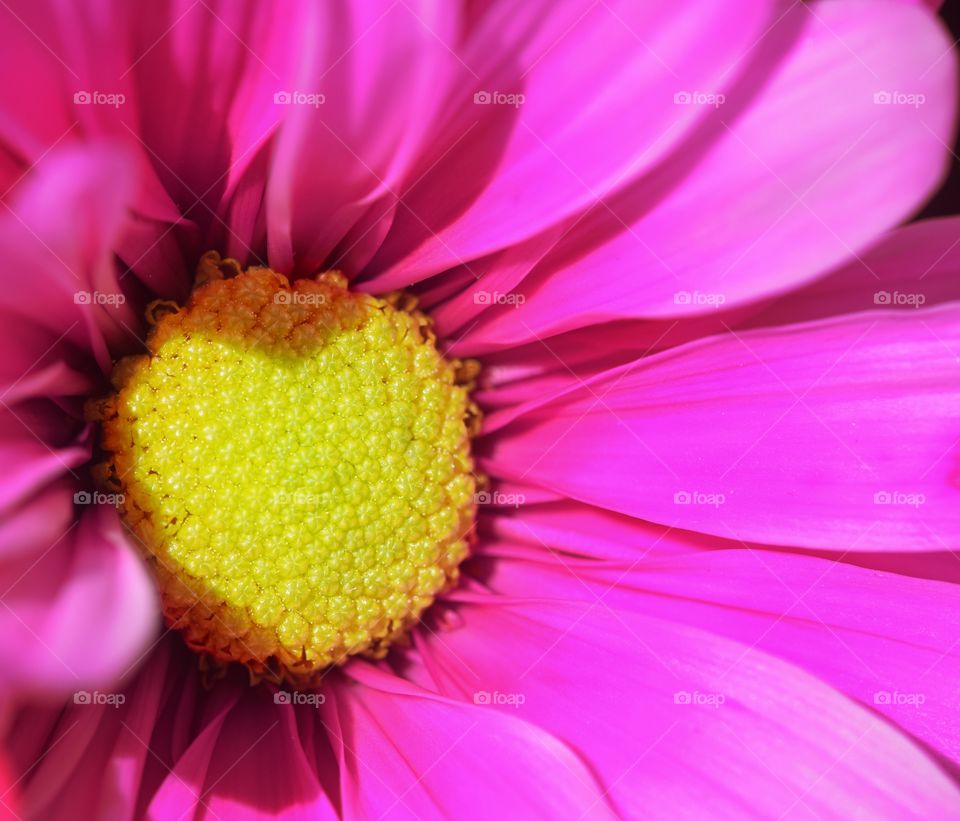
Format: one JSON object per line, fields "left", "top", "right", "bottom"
{"left": 0, "top": 484, "right": 74, "bottom": 562}
{"left": 6, "top": 641, "right": 179, "bottom": 820}
{"left": 484, "top": 304, "right": 960, "bottom": 551}
{"left": 266, "top": 1, "right": 463, "bottom": 277}
{"left": 467, "top": 539, "right": 960, "bottom": 766}
{"left": 366, "top": 0, "right": 779, "bottom": 288}
{"left": 0, "top": 1, "right": 177, "bottom": 221}
{"left": 0, "top": 0, "right": 306, "bottom": 281}
{"left": 0, "top": 505, "right": 158, "bottom": 695}
{"left": 747, "top": 215, "right": 960, "bottom": 328}
{"left": 0, "top": 144, "right": 141, "bottom": 370}
{"left": 122, "top": 0, "right": 326, "bottom": 275}
{"left": 150, "top": 688, "right": 336, "bottom": 820}
{"left": 417, "top": 595, "right": 960, "bottom": 816}
{"left": 464, "top": 215, "right": 960, "bottom": 405}
{"left": 10, "top": 638, "right": 339, "bottom": 819}
{"left": 0, "top": 422, "right": 88, "bottom": 516}
{"left": 484, "top": 499, "right": 703, "bottom": 563}
{"left": 329, "top": 663, "right": 615, "bottom": 819}
{"left": 458, "top": 0, "right": 957, "bottom": 353}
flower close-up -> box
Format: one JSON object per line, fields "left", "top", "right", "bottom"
{"left": 1, "top": 0, "right": 960, "bottom": 818}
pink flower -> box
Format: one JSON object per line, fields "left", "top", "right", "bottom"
{"left": 0, "top": 0, "right": 958, "bottom": 817}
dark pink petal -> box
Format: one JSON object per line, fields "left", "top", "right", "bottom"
{"left": 266, "top": 1, "right": 463, "bottom": 277}
{"left": 5, "top": 641, "right": 179, "bottom": 820}
{"left": 484, "top": 305, "right": 960, "bottom": 551}
{"left": 328, "top": 663, "right": 615, "bottom": 818}
{"left": 459, "top": 0, "right": 957, "bottom": 353}
{"left": 416, "top": 595, "right": 960, "bottom": 816}
{"left": 0, "top": 414, "right": 88, "bottom": 516}
{"left": 149, "top": 689, "right": 336, "bottom": 820}
{"left": 0, "top": 0, "right": 315, "bottom": 279}
{"left": 9, "top": 639, "right": 340, "bottom": 819}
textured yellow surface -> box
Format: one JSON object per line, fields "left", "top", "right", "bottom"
{"left": 96, "top": 253, "right": 478, "bottom": 683}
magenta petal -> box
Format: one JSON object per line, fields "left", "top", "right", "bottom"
{"left": 6, "top": 642, "right": 178, "bottom": 819}
{"left": 266, "top": 1, "right": 462, "bottom": 277}
{"left": 0, "top": 145, "right": 140, "bottom": 370}
{"left": 329, "top": 663, "right": 615, "bottom": 819}
{"left": 0, "top": 485, "right": 74, "bottom": 563}
{"left": 417, "top": 596, "right": 960, "bottom": 816}
{"left": 150, "top": 693, "right": 335, "bottom": 820}
{"left": 366, "top": 0, "right": 778, "bottom": 287}
{"left": 0, "top": 430, "right": 88, "bottom": 516}
{"left": 748, "top": 216, "right": 960, "bottom": 328}
{"left": 466, "top": 538, "right": 960, "bottom": 766}
{"left": 460, "top": 0, "right": 957, "bottom": 352}
{"left": 485, "top": 304, "right": 960, "bottom": 551}
{"left": 0, "top": 505, "right": 158, "bottom": 694}
{"left": 485, "top": 500, "right": 704, "bottom": 563}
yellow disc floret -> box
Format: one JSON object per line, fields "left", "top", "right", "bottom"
{"left": 92, "top": 252, "right": 479, "bottom": 685}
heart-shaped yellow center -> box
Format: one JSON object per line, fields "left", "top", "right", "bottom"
{"left": 92, "top": 252, "right": 478, "bottom": 685}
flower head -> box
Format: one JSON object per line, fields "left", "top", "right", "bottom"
{"left": 0, "top": 1, "right": 959, "bottom": 818}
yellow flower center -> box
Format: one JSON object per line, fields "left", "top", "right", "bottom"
{"left": 91, "top": 252, "right": 479, "bottom": 685}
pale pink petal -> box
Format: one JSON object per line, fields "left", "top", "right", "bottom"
{"left": 458, "top": 0, "right": 957, "bottom": 353}
{"left": 484, "top": 304, "right": 960, "bottom": 551}
{"left": 416, "top": 596, "right": 960, "bottom": 816}
{"left": 328, "top": 663, "right": 615, "bottom": 819}
{"left": 366, "top": 0, "right": 779, "bottom": 288}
